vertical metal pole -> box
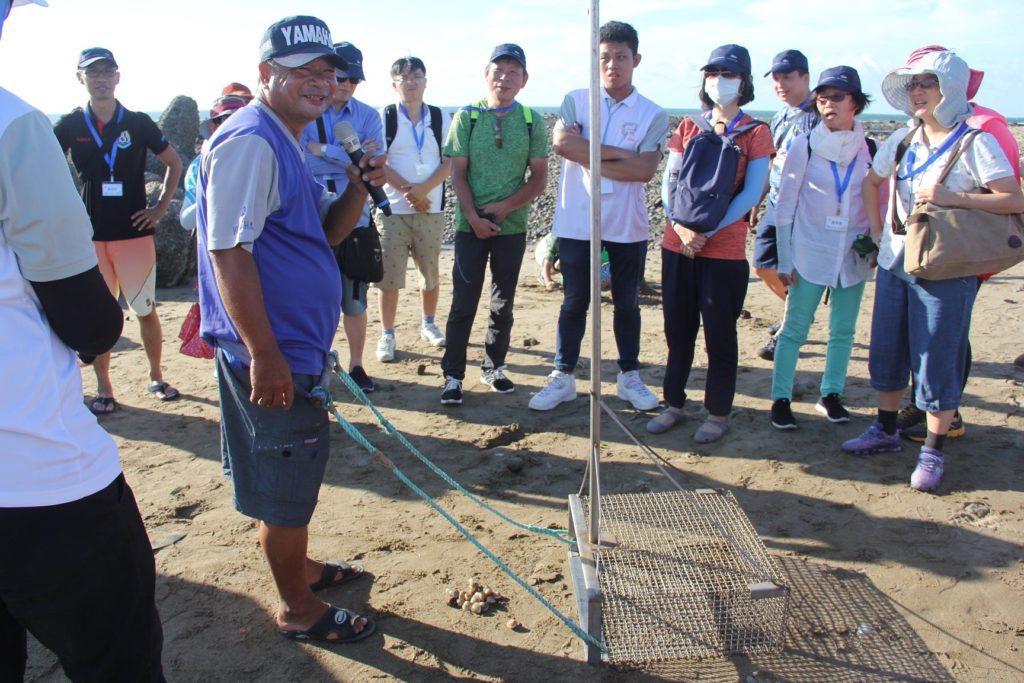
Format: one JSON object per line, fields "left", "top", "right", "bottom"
{"left": 587, "top": 0, "right": 602, "bottom": 546}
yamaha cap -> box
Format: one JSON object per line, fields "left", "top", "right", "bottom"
{"left": 259, "top": 15, "right": 347, "bottom": 70}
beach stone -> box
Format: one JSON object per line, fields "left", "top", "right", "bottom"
{"left": 148, "top": 180, "right": 193, "bottom": 287}
{"left": 506, "top": 455, "right": 524, "bottom": 473}
{"left": 149, "top": 96, "right": 199, "bottom": 182}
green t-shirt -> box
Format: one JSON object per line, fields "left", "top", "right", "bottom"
{"left": 443, "top": 101, "right": 549, "bottom": 234}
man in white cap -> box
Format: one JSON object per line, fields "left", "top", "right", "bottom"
{"left": 0, "top": 1, "right": 165, "bottom": 679}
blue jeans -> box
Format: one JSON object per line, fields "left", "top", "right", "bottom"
{"left": 441, "top": 231, "right": 526, "bottom": 380}
{"left": 869, "top": 267, "right": 977, "bottom": 412}
{"left": 771, "top": 273, "right": 866, "bottom": 400}
{"left": 554, "top": 237, "right": 647, "bottom": 373}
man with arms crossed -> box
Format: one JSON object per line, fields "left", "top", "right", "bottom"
{"left": 530, "top": 20, "right": 668, "bottom": 412}
{"left": 55, "top": 46, "right": 183, "bottom": 414}
{"left": 1, "top": 2, "right": 164, "bottom": 679}
{"left": 375, "top": 56, "right": 451, "bottom": 362}
{"left": 198, "top": 15, "right": 384, "bottom": 644}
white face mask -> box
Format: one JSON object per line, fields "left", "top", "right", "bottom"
{"left": 705, "top": 76, "right": 741, "bottom": 106}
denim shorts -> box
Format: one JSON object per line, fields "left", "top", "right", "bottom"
{"left": 868, "top": 267, "right": 978, "bottom": 412}
{"left": 752, "top": 222, "right": 778, "bottom": 270}
{"left": 217, "top": 350, "right": 330, "bottom": 527}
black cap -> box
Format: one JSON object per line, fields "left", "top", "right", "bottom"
{"left": 333, "top": 42, "right": 364, "bottom": 80}
{"left": 816, "top": 65, "right": 862, "bottom": 92}
{"left": 702, "top": 44, "right": 751, "bottom": 74}
{"left": 764, "top": 49, "right": 808, "bottom": 77}
{"left": 489, "top": 43, "right": 526, "bottom": 68}
{"left": 78, "top": 47, "right": 117, "bottom": 69}
{"left": 259, "top": 15, "right": 347, "bottom": 70}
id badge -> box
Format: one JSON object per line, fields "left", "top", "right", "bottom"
{"left": 102, "top": 181, "right": 124, "bottom": 197}
{"left": 414, "top": 163, "right": 431, "bottom": 179}
{"left": 825, "top": 215, "right": 848, "bottom": 232}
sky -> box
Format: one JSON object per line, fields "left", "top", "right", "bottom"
{"left": 3, "top": 0, "right": 1024, "bottom": 119}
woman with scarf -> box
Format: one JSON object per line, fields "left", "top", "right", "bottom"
{"left": 844, "top": 49, "right": 1024, "bottom": 491}
{"left": 769, "top": 66, "right": 877, "bottom": 430}
{"left": 646, "top": 44, "right": 774, "bottom": 442}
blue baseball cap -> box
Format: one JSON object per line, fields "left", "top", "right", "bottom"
{"left": 333, "top": 42, "right": 364, "bottom": 80}
{"left": 78, "top": 47, "right": 117, "bottom": 69}
{"left": 489, "top": 43, "right": 526, "bottom": 68}
{"left": 764, "top": 49, "right": 808, "bottom": 77}
{"left": 259, "top": 15, "right": 347, "bottom": 70}
{"left": 701, "top": 44, "right": 751, "bottom": 74}
{"left": 816, "top": 65, "right": 862, "bottom": 93}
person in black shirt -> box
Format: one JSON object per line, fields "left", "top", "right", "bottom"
{"left": 54, "top": 47, "right": 183, "bottom": 415}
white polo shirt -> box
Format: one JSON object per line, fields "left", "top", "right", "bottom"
{"left": 0, "top": 87, "right": 121, "bottom": 507}
{"left": 380, "top": 102, "right": 452, "bottom": 215}
{"left": 552, "top": 88, "right": 668, "bottom": 243}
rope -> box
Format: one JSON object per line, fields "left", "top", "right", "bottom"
{"left": 313, "top": 361, "right": 606, "bottom": 654}
{"left": 326, "top": 352, "right": 572, "bottom": 545}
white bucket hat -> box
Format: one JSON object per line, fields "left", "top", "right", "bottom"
{"left": 880, "top": 49, "right": 972, "bottom": 128}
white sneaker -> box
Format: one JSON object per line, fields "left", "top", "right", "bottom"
{"left": 420, "top": 321, "right": 446, "bottom": 347}
{"left": 529, "top": 371, "right": 577, "bottom": 411}
{"left": 616, "top": 370, "right": 660, "bottom": 411}
{"left": 376, "top": 332, "right": 396, "bottom": 362}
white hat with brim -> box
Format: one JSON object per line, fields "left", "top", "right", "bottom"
{"left": 881, "top": 50, "right": 971, "bottom": 128}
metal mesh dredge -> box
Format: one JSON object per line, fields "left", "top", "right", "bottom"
{"left": 581, "top": 490, "right": 789, "bottom": 663}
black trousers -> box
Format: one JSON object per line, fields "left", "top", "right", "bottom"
{"left": 0, "top": 475, "right": 164, "bottom": 682}
{"left": 441, "top": 230, "right": 526, "bottom": 380}
{"left": 661, "top": 248, "right": 749, "bottom": 416}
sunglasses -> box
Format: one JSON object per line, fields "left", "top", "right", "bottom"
{"left": 339, "top": 77, "right": 362, "bottom": 85}
{"left": 704, "top": 68, "right": 741, "bottom": 79}
{"left": 815, "top": 92, "right": 850, "bottom": 104}
{"left": 905, "top": 77, "right": 939, "bottom": 92}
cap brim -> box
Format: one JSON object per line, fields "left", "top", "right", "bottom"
{"left": 273, "top": 51, "right": 347, "bottom": 71}
{"left": 491, "top": 53, "right": 525, "bottom": 67}
{"left": 78, "top": 56, "right": 117, "bottom": 69}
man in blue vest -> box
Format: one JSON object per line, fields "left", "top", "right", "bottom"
{"left": 197, "top": 15, "right": 385, "bottom": 645}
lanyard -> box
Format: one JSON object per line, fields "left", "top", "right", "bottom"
{"left": 601, "top": 98, "right": 625, "bottom": 144}
{"left": 82, "top": 105, "right": 124, "bottom": 181}
{"left": 706, "top": 110, "right": 744, "bottom": 134}
{"left": 897, "top": 121, "right": 968, "bottom": 181}
{"left": 830, "top": 158, "right": 857, "bottom": 215}
{"left": 462, "top": 102, "right": 516, "bottom": 114}
{"left": 400, "top": 103, "right": 426, "bottom": 157}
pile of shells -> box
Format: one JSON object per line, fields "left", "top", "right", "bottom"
{"left": 445, "top": 578, "right": 507, "bottom": 615}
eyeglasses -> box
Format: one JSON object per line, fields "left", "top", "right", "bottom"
{"left": 815, "top": 92, "right": 850, "bottom": 104}
{"left": 339, "top": 77, "right": 362, "bottom": 85}
{"left": 905, "top": 77, "right": 939, "bottom": 92}
{"left": 83, "top": 67, "right": 118, "bottom": 79}
{"left": 704, "top": 69, "right": 740, "bottom": 79}
{"left": 393, "top": 75, "right": 425, "bottom": 84}
{"left": 494, "top": 116, "right": 504, "bottom": 149}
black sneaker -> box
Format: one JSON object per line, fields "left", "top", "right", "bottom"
{"left": 349, "top": 365, "right": 375, "bottom": 393}
{"left": 905, "top": 410, "right": 965, "bottom": 443}
{"left": 769, "top": 321, "right": 782, "bottom": 336}
{"left": 758, "top": 334, "right": 778, "bottom": 361}
{"left": 440, "top": 376, "right": 463, "bottom": 405}
{"left": 896, "top": 404, "right": 926, "bottom": 431}
{"left": 815, "top": 393, "right": 850, "bottom": 423}
{"left": 481, "top": 366, "right": 515, "bottom": 393}
{"left": 771, "top": 398, "right": 798, "bottom": 430}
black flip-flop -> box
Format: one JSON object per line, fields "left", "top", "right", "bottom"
{"left": 310, "top": 560, "right": 365, "bottom": 592}
{"left": 89, "top": 396, "right": 118, "bottom": 415}
{"left": 147, "top": 381, "right": 180, "bottom": 401}
{"left": 278, "top": 605, "right": 376, "bottom": 644}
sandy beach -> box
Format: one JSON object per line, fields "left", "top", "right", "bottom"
{"left": 24, "top": 122, "right": 1024, "bottom": 682}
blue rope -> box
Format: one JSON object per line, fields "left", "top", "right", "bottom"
{"left": 326, "top": 353, "right": 572, "bottom": 544}
{"left": 314, "top": 363, "right": 606, "bottom": 654}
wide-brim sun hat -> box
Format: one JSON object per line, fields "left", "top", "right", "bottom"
{"left": 881, "top": 49, "right": 972, "bottom": 128}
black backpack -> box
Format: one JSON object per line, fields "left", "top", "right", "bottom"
{"left": 667, "top": 115, "right": 767, "bottom": 233}
{"left": 383, "top": 103, "right": 446, "bottom": 210}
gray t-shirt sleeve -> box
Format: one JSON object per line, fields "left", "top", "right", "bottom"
{"left": 204, "top": 135, "right": 280, "bottom": 251}
{"left": 638, "top": 109, "right": 669, "bottom": 154}
{"left": 0, "top": 110, "right": 97, "bottom": 282}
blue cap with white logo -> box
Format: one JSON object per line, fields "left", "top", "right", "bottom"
{"left": 764, "top": 49, "right": 808, "bottom": 77}
{"left": 259, "top": 15, "right": 347, "bottom": 70}
{"left": 701, "top": 44, "right": 751, "bottom": 75}
{"left": 78, "top": 47, "right": 117, "bottom": 69}
{"left": 333, "top": 42, "right": 364, "bottom": 81}
{"left": 489, "top": 43, "right": 527, "bottom": 69}
{"left": 816, "top": 65, "right": 861, "bottom": 93}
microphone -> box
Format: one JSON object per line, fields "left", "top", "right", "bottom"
{"left": 333, "top": 120, "right": 392, "bottom": 217}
